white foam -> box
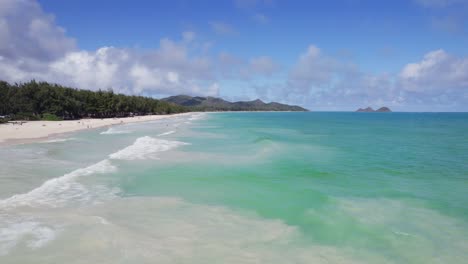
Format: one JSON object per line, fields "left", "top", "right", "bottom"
{"left": 0, "top": 160, "right": 117, "bottom": 209}
{"left": 157, "top": 130, "right": 175, "bottom": 136}
{"left": 0, "top": 135, "right": 187, "bottom": 208}
{"left": 109, "top": 136, "right": 189, "bottom": 160}
{"left": 93, "top": 216, "right": 110, "bottom": 225}
{"left": 188, "top": 113, "right": 206, "bottom": 121}
{"left": 100, "top": 127, "right": 132, "bottom": 135}
{"left": 0, "top": 221, "right": 58, "bottom": 256}
{"left": 26, "top": 225, "right": 57, "bottom": 249}
{"left": 392, "top": 230, "right": 411, "bottom": 236}
{"left": 41, "top": 138, "right": 77, "bottom": 143}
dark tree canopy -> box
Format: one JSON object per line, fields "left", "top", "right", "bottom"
{"left": 0, "top": 80, "right": 187, "bottom": 121}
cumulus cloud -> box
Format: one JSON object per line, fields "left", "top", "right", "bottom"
{"left": 280, "top": 45, "right": 468, "bottom": 110}
{"left": 0, "top": 39, "right": 218, "bottom": 97}
{"left": 50, "top": 47, "right": 130, "bottom": 91}
{"left": 0, "top": 0, "right": 220, "bottom": 97}
{"left": 399, "top": 49, "right": 468, "bottom": 92}
{"left": 0, "top": 0, "right": 75, "bottom": 61}
{"left": 1, "top": 0, "right": 466, "bottom": 111}
{"left": 214, "top": 45, "right": 405, "bottom": 110}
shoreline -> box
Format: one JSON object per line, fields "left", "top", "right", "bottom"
{"left": 0, "top": 113, "right": 193, "bottom": 146}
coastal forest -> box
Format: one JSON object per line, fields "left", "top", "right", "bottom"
{"left": 0, "top": 80, "right": 187, "bottom": 122}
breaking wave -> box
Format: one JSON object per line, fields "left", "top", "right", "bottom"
{"left": 0, "top": 160, "right": 117, "bottom": 209}
{"left": 109, "top": 136, "right": 189, "bottom": 160}
{"left": 157, "top": 130, "right": 175, "bottom": 136}
{"left": 100, "top": 127, "right": 132, "bottom": 135}
{"left": 41, "top": 138, "right": 77, "bottom": 143}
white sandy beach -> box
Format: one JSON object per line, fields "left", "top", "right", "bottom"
{"left": 0, "top": 113, "right": 191, "bottom": 144}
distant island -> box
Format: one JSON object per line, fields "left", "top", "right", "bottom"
{"left": 356, "top": 107, "right": 392, "bottom": 112}
{"left": 0, "top": 80, "right": 307, "bottom": 123}
{"left": 162, "top": 95, "right": 308, "bottom": 112}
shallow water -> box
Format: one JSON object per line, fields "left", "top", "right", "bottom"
{"left": 0, "top": 112, "right": 467, "bottom": 263}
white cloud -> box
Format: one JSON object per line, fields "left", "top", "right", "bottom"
{"left": 0, "top": 0, "right": 75, "bottom": 61}
{"left": 49, "top": 47, "right": 128, "bottom": 90}
{"left": 0, "top": 0, "right": 221, "bottom": 97}
{"left": 130, "top": 64, "right": 163, "bottom": 93}
{"left": 2, "top": 0, "right": 466, "bottom": 111}
{"left": 0, "top": 38, "right": 218, "bottom": 96}
{"left": 399, "top": 49, "right": 468, "bottom": 92}
{"left": 280, "top": 45, "right": 468, "bottom": 110}
{"left": 52, "top": 44, "right": 215, "bottom": 96}
{"left": 273, "top": 45, "right": 399, "bottom": 109}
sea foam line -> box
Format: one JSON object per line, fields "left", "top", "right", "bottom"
{"left": 100, "top": 127, "right": 132, "bottom": 135}
{"left": 0, "top": 135, "right": 190, "bottom": 257}
{"left": 41, "top": 138, "right": 77, "bottom": 143}
{"left": 109, "top": 136, "right": 189, "bottom": 160}
{"left": 157, "top": 130, "right": 175, "bottom": 136}
{"left": 0, "top": 221, "right": 60, "bottom": 256}
{"left": 188, "top": 113, "right": 206, "bottom": 121}
{"left": 0, "top": 160, "right": 117, "bottom": 209}
{"left": 0, "top": 136, "right": 189, "bottom": 209}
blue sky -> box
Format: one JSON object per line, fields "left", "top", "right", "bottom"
{"left": 0, "top": 0, "right": 467, "bottom": 111}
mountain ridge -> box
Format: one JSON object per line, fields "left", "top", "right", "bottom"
{"left": 162, "top": 95, "right": 308, "bottom": 112}
{"left": 356, "top": 106, "right": 392, "bottom": 112}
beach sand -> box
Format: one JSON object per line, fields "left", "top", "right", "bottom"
{"left": 0, "top": 113, "right": 191, "bottom": 145}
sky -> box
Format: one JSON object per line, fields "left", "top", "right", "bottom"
{"left": 0, "top": 0, "right": 467, "bottom": 111}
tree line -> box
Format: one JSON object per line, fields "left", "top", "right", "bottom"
{"left": 0, "top": 80, "right": 187, "bottom": 122}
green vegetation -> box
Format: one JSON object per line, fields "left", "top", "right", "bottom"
{"left": 41, "top": 113, "right": 62, "bottom": 121}
{"left": 0, "top": 80, "right": 307, "bottom": 123}
{"left": 0, "top": 80, "right": 187, "bottom": 121}
{"left": 162, "top": 95, "right": 308, "bottom": 112}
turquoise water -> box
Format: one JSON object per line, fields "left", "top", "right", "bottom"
{"left": 0, "top": 112, "right": 467, "bottom": 263}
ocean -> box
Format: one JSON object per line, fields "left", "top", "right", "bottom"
{"left": 0, "top": 112, "right": 467, "bottom": 263}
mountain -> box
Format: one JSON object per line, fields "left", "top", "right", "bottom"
{"left": 356, "top": 106, "right": 392, "bottom": 112}
{"left": 375, "top": 107, "right": 391, "bottom": 112}
{"left": 161, "top": 95, "right": 308, "bottom": 112}
{"left": 356, "top": 107, "right": 375, "bottom": 112}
